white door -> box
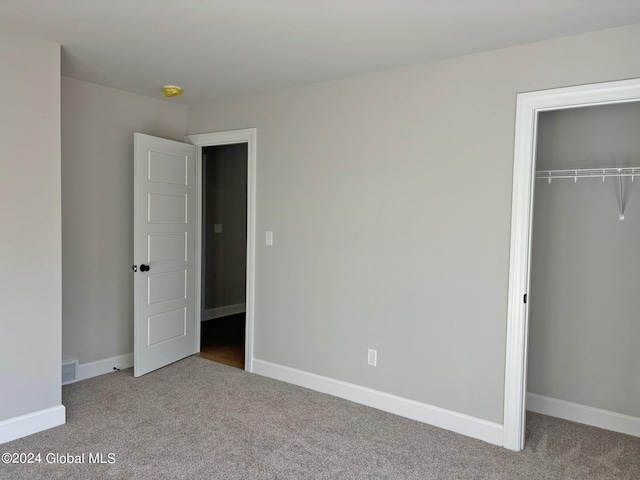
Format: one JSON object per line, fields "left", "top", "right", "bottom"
{"left": 133, "top": 133, "right": 197, "bottom": 377}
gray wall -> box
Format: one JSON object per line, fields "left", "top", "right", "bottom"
{"left": 528, "top": 102, "right": 640, "bottom": 417}
{"left": 188, "top": 23, "right": 640, "bottom": 423}
{"left": 203, "top": 144, "right": 248, "bottom": 311}
{"left": 0, "top": 29, "right": 62, "bottom": 421}
{"left": 61, "top": 77, "right": 187, "bottom": 365}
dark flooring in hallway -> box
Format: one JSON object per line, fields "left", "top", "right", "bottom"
{"left": 197, "top": 313, "right": 245, "bottom": 369}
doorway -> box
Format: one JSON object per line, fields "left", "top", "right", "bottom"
{"left": 503, "top": 78, "right": 640, "bottom": 451}
{"left": 527, "top": 102, "right": 640, "bottom": 437}
{"left": 199, "top": 143, "right": 248, "bottom": 369}
{"left": 187, "top": 128, "right": 257, "bottom": 373}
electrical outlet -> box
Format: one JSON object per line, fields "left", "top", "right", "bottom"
{"left": 367, "top": 348, "right": 377, "bottom": 367}
{"left": 265, "top": 231, "right": 273, "bottom": 246}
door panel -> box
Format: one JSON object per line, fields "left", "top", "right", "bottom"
{"left": 134, "top": 133, "right": 196, "bottom": 377}
{"left": 148, "top": 308, "right": 187, "bottom": 346}
{"left": 148, "top": 233, "right": 187, "bottom": 263}
{"left": 148, "top": 150, "right": 188, "bottom": 185}
{"left": 147, "top": 270, "right": 187, "bottom": 305}
{"left": 148, "top": 193, "right": 187, "bottom": 223}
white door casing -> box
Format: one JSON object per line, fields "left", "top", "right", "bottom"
{"left": 134, "top": 133, "right": 197, "bottom": 377}
{"left": 504, "top": 78, "right": 640, "bottom": 451}
{"left": 188, "top": 129, "right": 257, "bottom": 373}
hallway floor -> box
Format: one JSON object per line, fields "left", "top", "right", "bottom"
{"left": 197, "top": 313, "right": 245, "bottom": 369}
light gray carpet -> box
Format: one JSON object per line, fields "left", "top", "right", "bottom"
{"left": 1, "top": 356, "right": 639, "bottom": 479}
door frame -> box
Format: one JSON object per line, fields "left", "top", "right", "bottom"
{"left": 187, "top": 128, "right": 257, "bottom": 373}
{"left": 503, "top": 78, "right": 640, "bottom": 451}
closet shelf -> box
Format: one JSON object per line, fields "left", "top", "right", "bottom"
{"left": 535, "top": 166, "right": 640, "bottom": 181}
{"left": 535, "top": 166, "right": 640, "bottom": 221}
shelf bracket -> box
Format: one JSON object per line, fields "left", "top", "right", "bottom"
{"left": 617, "top": 171, "right": 625, "bottom": 221}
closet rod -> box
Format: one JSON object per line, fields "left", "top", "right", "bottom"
{"left": 535, "top": 166, "right": 640, "bottom": 181}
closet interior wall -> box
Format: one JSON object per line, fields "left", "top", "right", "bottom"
{"left": 528, "top": 102, "right": 640, "bottom": 419}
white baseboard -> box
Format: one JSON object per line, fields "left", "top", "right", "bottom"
{"left": 0, "top": 405, "right": 66, "bottom": 444}
{"left": 527, "top": 393, "right": 640, "bottom": 438}
{"left": 203, "top": 303, "right": 246, "bottom": 321}
{"left": 76, "top": 353, "right": 133, "bottom": 382}
{"left": 252, "top": 359, "right": 503, "bottom": 446}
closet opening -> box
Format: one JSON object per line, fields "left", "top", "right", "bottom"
{"left": 503, "top": 78, "right": 640, "bottom": 451}
{"left": 198, "top": 143, "right": 248, "bottom": 369}
{"left": 527, "top": 101, "right": 640, "bottom": 437}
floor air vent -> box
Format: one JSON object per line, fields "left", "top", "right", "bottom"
{"left": 62, "top": 359, "right": 79, "bottom": 385}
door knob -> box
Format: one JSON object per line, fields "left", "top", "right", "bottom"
{"left": 140, "top": 264, "right": 150, "bottom": 272}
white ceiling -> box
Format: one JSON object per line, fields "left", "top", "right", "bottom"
{"left": 2, "top": 0, "right": 640, "bottom": 105}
